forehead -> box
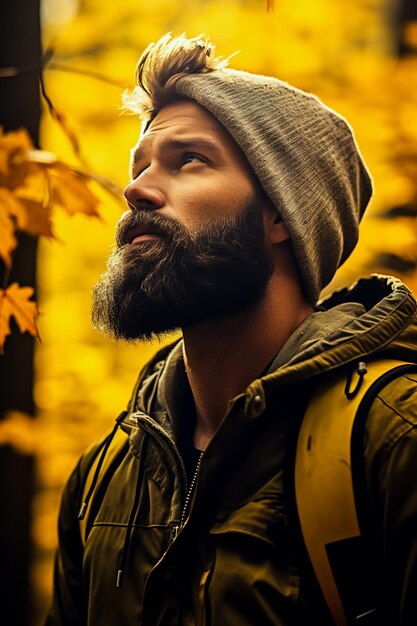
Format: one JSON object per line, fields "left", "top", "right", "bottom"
{"left": 145, "top": 100, "right": 227, "bottom": 138}
{"left": 132, "top": 99, "right": 251, "bottom": 168}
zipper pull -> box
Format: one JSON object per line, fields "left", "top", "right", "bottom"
{"left": 170, "top": 524, "right": 180, "bottom": 542}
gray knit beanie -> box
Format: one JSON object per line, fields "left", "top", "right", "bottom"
{"left": 174, "top": 69, "right": 373, "bottom": 304}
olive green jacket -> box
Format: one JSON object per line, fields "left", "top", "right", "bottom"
{"left": 47, "top": 275, "right": 417, "bottom": 626}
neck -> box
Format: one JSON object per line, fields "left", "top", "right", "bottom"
{"left": 182, "top": 280, "right": 313, "bottom": 451}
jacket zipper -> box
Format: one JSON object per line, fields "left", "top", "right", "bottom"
{"left": 128, "top": 412, "right": 188, "bottom": 539}
{"left": 179, "top": 451, "right": 204, "bottom": 529}
{"left": 129, "top": 413, "right": 206, "bottom": 539}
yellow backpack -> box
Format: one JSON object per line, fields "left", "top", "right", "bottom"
{"left": 295, "top": 358, "right": 417, "bottom": 625}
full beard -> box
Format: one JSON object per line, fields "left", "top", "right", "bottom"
{"left": 91, "top": 198, "right": 273, "bottom": 341}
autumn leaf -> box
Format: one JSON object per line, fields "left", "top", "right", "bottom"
{"left": 77, "top": 169, "right": 124, "bottom": 202}
{"left": 0, "top": 204, "right": 17, "bottom": 267}
{"left": 15, "top": 198, "right": 54, "bottom": 238}
{"left": 0, "top": 185, "right": 53, "bottom": 265}
{"left": 0, "top": 129, "right": 53, "bottom": 266}
{"left": 0, "top": 127, "right": 35, "bottom": 189}
{"left": 47, "top": 163, "right": 101, "bottom": 217}
{"left": 0, "top": 129, "right": 116, "bottom": 266}
{"left": 26, "top": 150, "right": 112, "bottom": 215}
{"left": 1, "top": 186, "right": 38, "bottom": 231}
{"left": 0, "top": 127, "right": 32, "bottom": 174}
{"left": 0, "top": 185, "right": 24, "bottom": 266}
{"left": 0, "top": 282, "right": 40, "bottom": 352}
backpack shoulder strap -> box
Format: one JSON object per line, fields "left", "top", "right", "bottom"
{"left": 295, "top": 359, "right": 417, "bottom": 626}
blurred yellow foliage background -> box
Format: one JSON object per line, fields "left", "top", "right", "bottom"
{"left": 24, "top": 0, "right": 417, "bottom": 623}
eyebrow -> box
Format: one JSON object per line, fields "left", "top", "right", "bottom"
{"left": 131, "top": 136, "right": 223, "bottom": 174}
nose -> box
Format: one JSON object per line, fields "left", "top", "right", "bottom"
{"left": 123, "top": 173, "right": 165, "bottom": 212}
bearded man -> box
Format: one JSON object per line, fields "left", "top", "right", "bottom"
{"left": 47, "top": 34, "right": 417, "bottom": 626}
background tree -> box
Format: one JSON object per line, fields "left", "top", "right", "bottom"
{"left": 0, "top": 2, "right": 41, "bottom": 624}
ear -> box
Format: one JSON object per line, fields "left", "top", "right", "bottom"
{"left": 263, "top": 205, "right": 290, "bottom": 245}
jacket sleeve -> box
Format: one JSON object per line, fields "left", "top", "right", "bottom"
{"left": 365, "top": 372, "right": 417, "bottom": 625}
{"left": 45, "top": 457, "right": 88, "bottom": 626}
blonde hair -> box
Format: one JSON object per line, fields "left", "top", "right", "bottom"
{"left": 122, "top": 33, "right": 230, "bottom": 121}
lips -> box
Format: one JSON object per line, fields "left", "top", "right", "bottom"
{"left": 130, "top": 231, "right": 164, "bottom": 244}
{"left": 131, "top": 234, "right": 163, "bottom": 243}
{"left": 116, "top": 211, "right": 175, "bottom": 248}
{"left": 126, "top": 225, "right": 166, "bottom": 245}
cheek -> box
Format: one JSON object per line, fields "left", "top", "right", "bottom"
{"left": 166, "top": 190, "right": 219, "bottom": 230}
{"left": 171, "top": 178, "right": 255, "bottom": 228}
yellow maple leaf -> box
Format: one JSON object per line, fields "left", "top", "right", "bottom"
{"left": 47, "top": 163, "right": 101, "bottom": 217}
{"left": 0, "top": 127, "right": 34, "bottom": 188}
{"left": 0, "top": 186, "right": 30, "bottom": 230}
{"left": 0, "top": 282, "right": 40, "bottom": 353}
{"left": 0, "top": 187, "right": 54, "bottom": 265}
{"left": 27, "top": 149, "right": 123, "bottom": 203}
{"left": 15, "top": 198, "right": 54, "bottom": 238}
{"left": 0, "top": 130, "right": 118, "bottom": 268}
{"left": 0, "top": 205, "right": 17, "bottom": 267}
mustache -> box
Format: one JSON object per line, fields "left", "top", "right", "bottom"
{"left": 115, "top": 210, "right": 184, "bottom": 248}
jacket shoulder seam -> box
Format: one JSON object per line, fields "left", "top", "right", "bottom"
{"left": 374, "top": 394, "right": 417, "bottom": 429}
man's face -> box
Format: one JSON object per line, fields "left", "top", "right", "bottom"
{"left": 92, "top": 100, "right": 274, "bottom": 340}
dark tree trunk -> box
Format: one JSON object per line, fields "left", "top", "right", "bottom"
{"left": 395, "top": 0, "right": 417, "bottom": 56}
{"left": 0, "top": 1, "right": 42, "bottom": 625}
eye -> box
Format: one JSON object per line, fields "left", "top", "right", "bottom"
{"left": 131, "top": 164, "right": 149, "bottom": 181}
{"left": 180, "top": 152, "right": 206, "bottom": 167}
